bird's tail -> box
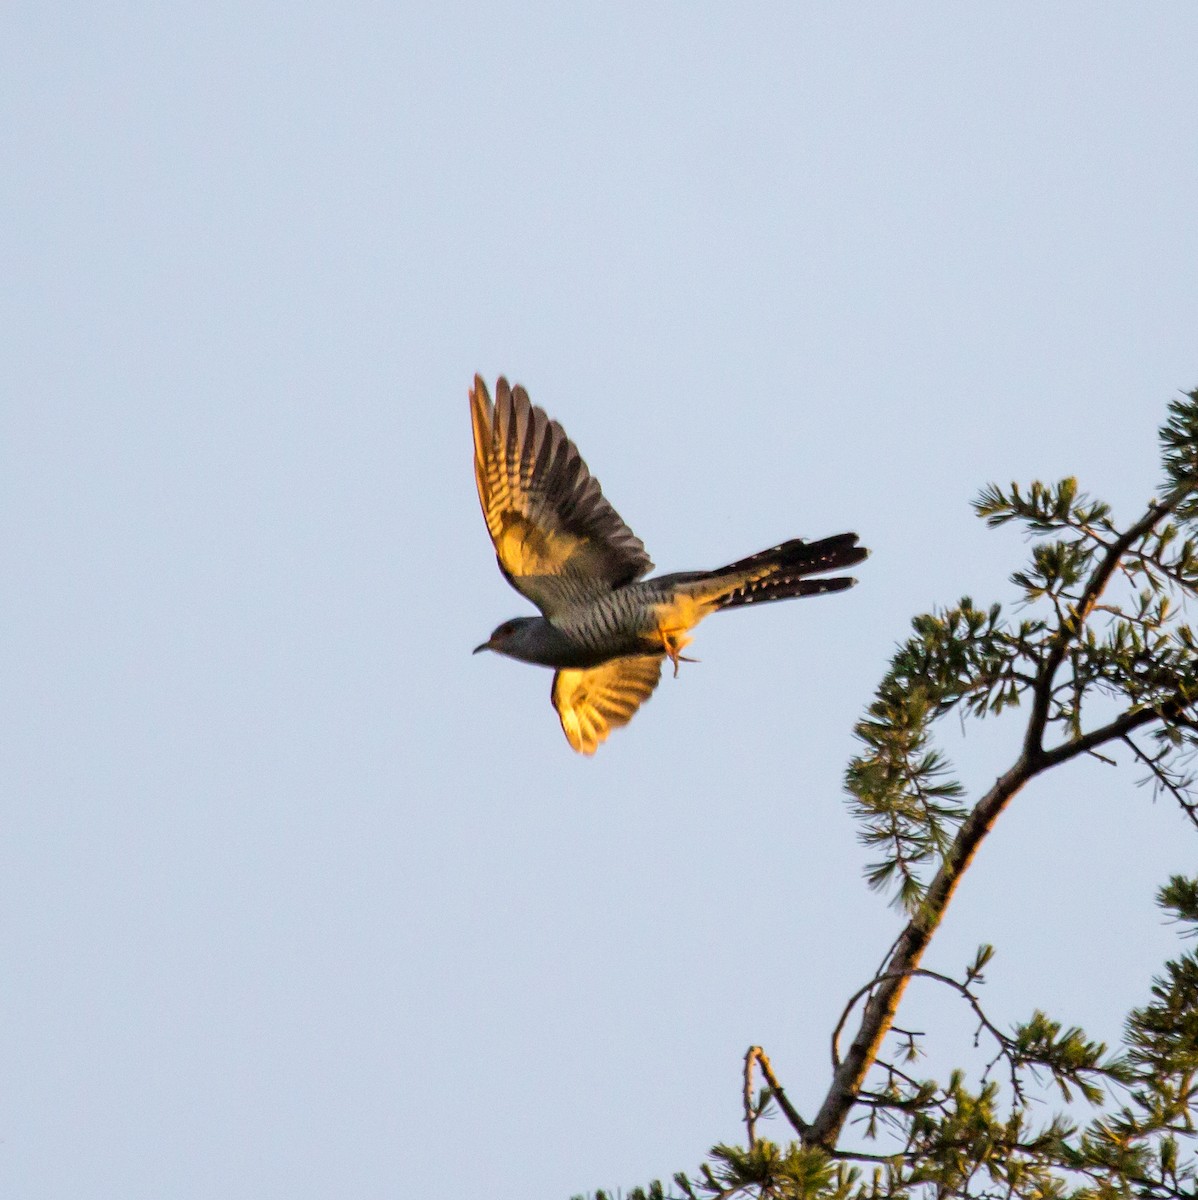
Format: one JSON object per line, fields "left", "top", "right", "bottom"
{"left": 677, "top": 533, "right": 869, "bottom": 612}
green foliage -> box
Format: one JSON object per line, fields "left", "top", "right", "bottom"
{"left": 1061, "top": 885, "right": 1198, "bottom": 1199}
{"left": 581, "top": 390, "right": 1198, "bottom": 1200}
{"left": 1158, "top": 875, "right": 1198, "bottom": 926}
{"left": 1007, "top": 1011, "right": 1130, "bottom": 1104}
{"left": 846, "top": 393, "right": 1198, "bottom": 911}
{"left": 974, "top": 476, "right": 1113, "bottom": 536}
{"left": 1160, "top": 388, "right": 1198, "bottom": 517}
{"left": 576, "top": 1142, "right": 858, "bottom": 1200}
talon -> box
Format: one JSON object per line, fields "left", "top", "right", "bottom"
{"left": 657, "top": 623, "right": 698, "bottom": 677}
{"left": 670, "top": 651, "right": 698, "bottom": 678}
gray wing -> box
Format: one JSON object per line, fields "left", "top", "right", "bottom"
{"left": 470, "top": 375, "right": 653, "bottom": 617}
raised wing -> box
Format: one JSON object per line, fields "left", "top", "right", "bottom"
{"left": 551, "top": 654, "right": 664, "bottom": 755}
{"left": 471, "top": 375, "right": 653, "bottom": 616}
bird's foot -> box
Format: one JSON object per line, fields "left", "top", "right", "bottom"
{"left": 658, "top": 626, "right": 698, "bottom": 678}
{"left": 668, "top": 651, "right": 698, "bottom": 678}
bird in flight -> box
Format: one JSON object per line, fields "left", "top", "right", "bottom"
{"left": 470, "top": 376, "right": 868, "bottom": 754}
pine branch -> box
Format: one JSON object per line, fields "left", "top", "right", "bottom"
{"left": 809, "top": 493, "right": 1192, "bottom": 1149}
{"left": 1022, "top": 495, "right": 1180, "bottom": 763}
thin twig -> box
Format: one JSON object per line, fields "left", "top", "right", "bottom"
{"left": 1124, "top": 733, "right": 1198, "bottom": 831}
{"left": 743, "top": 1045, "right": 809, "bottom": 1141}
{"left": 826, "top": 1147, "right": 909, "bottom": 1165}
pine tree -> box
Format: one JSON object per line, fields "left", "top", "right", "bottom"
{"left": 578, "top": 389, "right": 1198, "bottom": 1200}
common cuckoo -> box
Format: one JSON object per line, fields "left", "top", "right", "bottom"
{"left": 470, "top": 375, "right": 868, "bottom": 754}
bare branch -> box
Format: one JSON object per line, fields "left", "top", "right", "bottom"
{"left": 742, "top": 1046, "right": 758, "bottom": 1149}
{"left": 743, "top": 1045, "right": 809, "bottom": 1141}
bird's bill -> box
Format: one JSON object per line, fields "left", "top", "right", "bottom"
{"left": 472, "top": 640, "right": 492, "bottom": 654}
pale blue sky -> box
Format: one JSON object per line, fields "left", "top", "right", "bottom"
{"left": 4, "top": 5, "right": 1198, "bottom": 1198}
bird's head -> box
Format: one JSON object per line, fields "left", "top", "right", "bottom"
{"left": 473, "top": 616, "right": 539, "bottom": 659}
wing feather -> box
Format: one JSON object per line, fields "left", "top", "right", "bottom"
{"left": 551, "top": 655, "right": 665, "bottom": 755}
{"left": 471, "top": 376, "right": 653, "bottom": 616}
